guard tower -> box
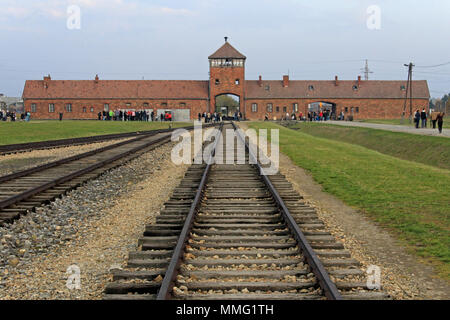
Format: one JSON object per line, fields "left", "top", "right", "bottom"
{"left": 208, "top": 37, "right": 246, "bottom": 116}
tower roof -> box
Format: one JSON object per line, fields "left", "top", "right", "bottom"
{"left": 208, "top": 41, "right": 246, "bottom": 60}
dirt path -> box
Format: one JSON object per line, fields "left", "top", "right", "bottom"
{"left": 327, "top": 120, "right": 449, "bottom": 137}
{"left": 239, "top": 122, "right": 450, "bottom": 299}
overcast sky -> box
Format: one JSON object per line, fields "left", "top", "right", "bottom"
{"left": 1, "top": 0, "right": 449, "bottom": 98}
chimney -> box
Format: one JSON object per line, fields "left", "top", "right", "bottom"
{"left": 95, "top": 74, "right": 99, "bottom": 83}
{"left": 258, "top": 75, "right": 263, "bottom": 87}
{"left": 335, "top": 76, "right": 339, "bottom": 86}
{"left": 358, "top": 75, "right": 361, "bottom": 87}
{"left": 283, "top": 75, "right": 289, "bottom": 88}
{"left": 43, "top": 74, "right": 51, "bottom": 89}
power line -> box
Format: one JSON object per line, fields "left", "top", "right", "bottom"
{"left": 415, "top": 61, "right": 450, "bottom": 68}
{"left": 360, "top": 60, "right": 374, "bottom": 80}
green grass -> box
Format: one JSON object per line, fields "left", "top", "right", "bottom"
{"left": 250, "top": 121, "right": 450, "bottom": 279}
{"left": 361, "top": 118, "right": 449, "bottom": 129}
{"left": 286, "top": 122, "right": 450, "bottom": 170}
{"left": 0, "top": 121, "right": 192, "bottom": 145}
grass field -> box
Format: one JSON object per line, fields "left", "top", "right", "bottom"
{"left": 286, "top": 122, "right": 450, "bottom": 170}
{"left": 361, "top": 118, "right": 449, "bottom": 129}
{"left": 0, "top": 121, "right": 192, "bottom": 145}
{"left": 250, "top": 122, "right": 450, "bottom": 278}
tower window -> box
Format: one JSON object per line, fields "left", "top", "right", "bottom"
{"left": 215, "top": 79, "right": 220, "bottom": 85}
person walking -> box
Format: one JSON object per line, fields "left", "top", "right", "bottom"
{"left": 59, "top": 112, "right": 63, "bottom": 121}
{"left": 414, "top": 110, "right": 420, "bottom": 129}
{"left": 437, "top": 112, "right": 445, "bottom": 134}
{"left": 420, "top": 108, "right": 427, "bottom": 128}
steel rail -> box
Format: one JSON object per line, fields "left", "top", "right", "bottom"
{"left": 156, "top": 123, "right": 224, "bottom": 300}
{"left": 0, "top": 135, "right": 169, "bottom": 211}
{"left": 0, "top": 124, "right": 218, "bottom": 185}
{"left": 0, "top": 124, "right": 219, "bottom": 211}
{"left": 232, "top": 122, "right": 343, "bottom": 300}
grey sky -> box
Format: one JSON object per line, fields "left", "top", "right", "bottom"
{"left": 0, "top": 0, "right": 449, "bottom": 98}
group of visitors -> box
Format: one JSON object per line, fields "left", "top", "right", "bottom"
{"left": 97, "top": 110, "right": 173, "bottom": 122}
{"left": 198, "top": 112, "right": 223, "bottom": 123}
{"left": 307, "top": 110, "right": 333, "bottom": 122}
{"left": 0, "top": 111, "right": 31, "bottom": 122}
{"left": 414, "top": 109, "right": 445, "bottom": 134}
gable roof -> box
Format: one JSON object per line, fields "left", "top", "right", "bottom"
{"left": 208, "top": 42, "right": 246, "bottom": 59}
{"left": 245, "top": 80, "right": 430, "bottom": 99}
{"left": 23, "top": 80, "right": 209, "bottom": 100}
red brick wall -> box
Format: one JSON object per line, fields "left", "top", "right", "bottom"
{"left": 209, "top": 66, "right": 245, "bottom": 112}
{"left": 24, "top": 99, "right": 208, "bottom": 120}
{"left": 244, "top": 98, "right": 429, "bottom": 120}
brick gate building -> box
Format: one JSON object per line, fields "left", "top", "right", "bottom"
{"left": 22, "top": 39, "right": 430, "bottom": 120}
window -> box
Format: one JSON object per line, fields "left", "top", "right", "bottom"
{"left": 31, "top": 103, "right": 36, "bottom": 113}
{"left": 276, "top": 106, "right": 280, "bottom": 112}
{"left": 82, "top": 107, "right": 87, "bottom": 113}
{"left": 65, "top": 103, "right": 72, "bottom": 112}
{"left": 308, "top": 85, "right": 314, "bottom": 91}
{"left": 104, "top": 104, "right": 109, "bottom": 111}
{"left": 215, "top": 79, "right": 220, "bottom": 85}
{"left": 235, "top": 79, "right": 240, "bottom": 85}
{"left": 345, "top": 107, "right": 348, "bottom": 113}
{"left": 180, "top": 103, "right": 186, "bottom": 108}
{"left": 283, "top": 107, "right": 287, "bottom": 113}
{"left": 356, "top": 107, "right": 360, "bottom": 113}
{"left": 265, "top": 85, "right": 270, "bottom": 91}
{"left": 293, "top": 103, "right": 298, "bottom": 113}
{"left": 49, "top": 104, "right": 55, "bottom": 113}
{"left": 351, "top": 107, "right": 354, "bottom": 113}
{"left": 266, "top": 103, "right": 273, "bottom": 112}
{"left": 252, "top": 103, "right": 258, "bottom": 113}
{"left": 161, "top": 103, "right": 167, "bottom": 108}
{"left": 90, "top": 107, "right": 94, "bottom": 113}
{"left": 352, "top": 85, "right": 358, "bottom": 90}
{"left": 401, "top": 85, "right": 406, "bottom": 91}
{"left": 143, "top": 103, "right": 149, "bottom": 108}
{"left": 126, "top": 103, "right": 131, "bottom": 108}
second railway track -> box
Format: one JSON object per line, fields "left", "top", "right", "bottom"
{"left": 104, "top": 123, "right": 388, "bottom": 300}
{"left": 0, "top": 124, "right": 217, "bottom": 226}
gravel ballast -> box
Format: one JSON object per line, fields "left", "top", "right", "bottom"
{"left": 0, "top": 141, "right": 187, "bottom": 300}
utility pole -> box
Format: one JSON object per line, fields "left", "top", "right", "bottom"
{"left": 361, "top": 59, "right": 373, "bottom": 81}
{"left": 401, "top": 62, "right": 415, "bottom": 124}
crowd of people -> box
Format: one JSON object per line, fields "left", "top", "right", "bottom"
{"left": 0, "top": 111, "right": 31, "bottom": 122}
{"left": 96, "top": 110, "right": 173, "bottom": 122}
{"left": 414, "top": 109, "right": 446, "bottom": 134}
{"left": 197, "top": 111, "right": 243, "bottom": 123}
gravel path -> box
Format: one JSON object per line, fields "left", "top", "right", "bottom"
{"left": 0, "top": 139, "right": 133, "bottom": 176}
{"left": 239, "top": 122, "right": 450, "bottom": 300}
{"left": 326, "top": 121, "right": 449, "bottom": 137}
{"left": 0, "top": 141, "right": 187, "bottom": 300}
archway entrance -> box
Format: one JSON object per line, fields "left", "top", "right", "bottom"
{"left": 308, "top": 101, "right": 337, "bottom": 120}
{"left": 215, "top": 94, "right": 240, "bottom": 119}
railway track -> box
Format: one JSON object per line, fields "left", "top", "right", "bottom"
{"left": 0, "top": 126, "right": 189, "bottom": 156}
{"left": 0, "top": 124, "right": 217, "bottom": 226}
{"left": 104, "top": 123, "right": 388, "bottom": 300}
